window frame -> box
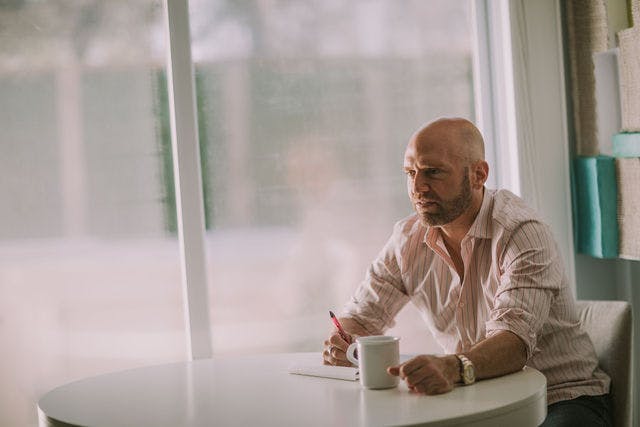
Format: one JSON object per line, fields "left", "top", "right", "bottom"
{"left": 164, "top": 0, "right": 576, "bottom": 358}
{"left": 163, "top": 0, "right": 213, "bottom": 359}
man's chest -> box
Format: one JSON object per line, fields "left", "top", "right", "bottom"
{"left": 405, "top": 245, "right": 502, "bottom": 343}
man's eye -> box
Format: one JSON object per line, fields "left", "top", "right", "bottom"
{"left": 406, "top": 170, "right": 416, "bottom": 177}
{"left": 427, "top": 168, "right": 441, "bottom": 175}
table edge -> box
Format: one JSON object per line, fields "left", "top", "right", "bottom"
{"left": 37, "top": 353, "right": 548, "bottom": 427}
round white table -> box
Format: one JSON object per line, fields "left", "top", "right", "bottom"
{"left": 38, "top": 353, "right": 547, "bottom": 427}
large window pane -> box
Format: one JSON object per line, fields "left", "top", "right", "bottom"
{"left": 188, "top": 0, "right": 475, "bottom": 354}
{"left": 0, "top": 2, "right": 185, "bottom": 426}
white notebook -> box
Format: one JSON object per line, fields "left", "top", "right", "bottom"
{"left": 288, "top": 364, "right": 359, "bottom": 381}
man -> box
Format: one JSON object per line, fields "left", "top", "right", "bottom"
{"left": 323, "top": 118, "right": 611, "bottom": 426}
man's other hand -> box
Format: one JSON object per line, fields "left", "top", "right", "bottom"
{"left": 387, "top": 354, "right": 457, "bottom": 395}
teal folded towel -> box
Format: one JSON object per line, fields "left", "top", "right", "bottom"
{"left": 574, "top": 156, "right": 618, "bottom": 258}
{"left": 613, "top": 133, "right": 640, "bottom": 157}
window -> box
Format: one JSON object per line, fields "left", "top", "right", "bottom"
{"left": 187, "top": 0, "right": 475, "bottom": 353}
{"left": 0, "top": 2, "right": 185, "bottom": 425}
{"left": 0, "top": 1, "right": 476, "bottom": 424}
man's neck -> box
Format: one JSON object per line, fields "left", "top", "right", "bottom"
{"left": 439, "top": 188, "right": 484, "bottom": 248}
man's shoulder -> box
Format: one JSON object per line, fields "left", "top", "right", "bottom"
{"left": 490, "top": 189, "right": 544, "bottom": 231}
{"left": 388, "top": 214, "right": 427, "bottom": 247}
{"left": 392, "top": 213, "right": 424, "bottom": 236}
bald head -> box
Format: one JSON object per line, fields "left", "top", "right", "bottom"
{"left": 403, "top": 118, "right": 489, "bottom": 228}
{"left": 411, "top": 118, "right": 485, "bottom": 165}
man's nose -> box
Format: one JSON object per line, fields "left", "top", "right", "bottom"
{"left": 412, "top": 172, "right": 430, "bottom": 194}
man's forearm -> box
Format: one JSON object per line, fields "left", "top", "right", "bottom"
{"left": 436, "top": 330, "right": 527, "bottom": 385}
{"left": 461, "top": 330, "right": 527, "bottom": 381}
{"left": 337, "top": 316, "right": 380, "bottom": 338}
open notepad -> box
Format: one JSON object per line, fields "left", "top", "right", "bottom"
{"left": 288, "top": 364, "right": 359, "bottom": 381}
{"left": 288, "top": 355, "right": 411, "bottom": 381}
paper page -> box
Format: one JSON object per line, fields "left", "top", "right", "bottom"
{"left": 288, "top": 364, "right": 359, "bottom": 381}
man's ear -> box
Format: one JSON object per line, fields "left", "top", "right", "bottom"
{"left": 471, "top": 161, "right": 489, "bottom": 189}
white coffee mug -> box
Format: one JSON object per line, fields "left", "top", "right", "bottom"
{"left": 346, "top": 335, "right": 400, "bottom": 389}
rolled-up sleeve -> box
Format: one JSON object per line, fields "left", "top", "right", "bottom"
{"left": 485, "top": 221, "right": 562, "bottom": 360}
{"left": 343, "top": 223, "right": 410, "bottom": 334}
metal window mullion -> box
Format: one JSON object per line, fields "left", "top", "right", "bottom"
{"left": 163, "top": 0, "right": 212, "bottom": 360}
{"left": 471, "top": 0, "right": 520, "bottom": 195}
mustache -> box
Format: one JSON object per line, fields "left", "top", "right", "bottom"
{"left": 413, "top": 193, "right": 442, "bottom": 203}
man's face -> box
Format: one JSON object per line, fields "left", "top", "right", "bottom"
{"left": 403, "top": 135, "right": 473, "bottom": 227}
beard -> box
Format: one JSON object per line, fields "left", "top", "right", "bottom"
{"left": 414, "top": 168, "right": 472, "bottom": 226}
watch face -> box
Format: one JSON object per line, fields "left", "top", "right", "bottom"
{"left": 463, "top": 364, "right": 475, "bottom": 383}
{"left": 457, "top": 354, "right": 475, "bottom": 385}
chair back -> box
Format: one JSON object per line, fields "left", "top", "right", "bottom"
{"left": 575, "top": 300, "right": 632, "bottom": 427}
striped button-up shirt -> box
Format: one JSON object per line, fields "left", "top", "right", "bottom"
{"left": 344, "top": 188, "right": 610, "bottom": 404}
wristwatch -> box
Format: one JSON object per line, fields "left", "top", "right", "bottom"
{"left": 456, "top": 354, "right": 476, "bottom": 385}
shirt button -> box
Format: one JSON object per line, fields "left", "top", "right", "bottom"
{"left": 459, "top": 302, "right": 465, "bottom": 308}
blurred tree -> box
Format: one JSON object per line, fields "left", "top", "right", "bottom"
{"left": 0, "top": 0, "right": 162, "bottom": 70}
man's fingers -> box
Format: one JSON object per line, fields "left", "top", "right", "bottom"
{"left": 323, "top": 345, "right": 351, "bottom": 366}
{"left": 330, "top": 346, "right": 346, "bottom": 360}
{"left": 412, "top": 382, "right": 427, "bottom": 394}
{"left": 389, "top": 355, "right": 455, "bottom": 396}
{"left": 323, "top": 352, "right": 351, "bottom": 367}
{"left": 323, "top": 331, "right": 357, "bottom": 367}
{"left": 323, "top": 348, "right": 341, "bottom": 365}
{"left": 393, "top": 355, "right": 453, "bottom": 395}
{"left": 406, "top": 370, "right": 453, "bottom": 395}
{"left": 387, "top": 366, "right": 401, "bottom": 376}
{"left": 404, "top": 365, "right": 432, "bottom": 388}
{"left": 328, "top": 333, "right": 349, "bottom": 351}
{"left": 422, "top": 377, "right": 453, "bottom": 395}
{"left": 398, "top": 359, "right": 424, "bottom": 379}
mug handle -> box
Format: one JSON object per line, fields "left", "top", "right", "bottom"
{"left": 346, "top": 342, "right": 359, "bottom": 366}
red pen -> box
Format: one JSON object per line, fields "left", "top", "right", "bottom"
{"left": 329, "top": 310, "right": 350, "bottom": 342}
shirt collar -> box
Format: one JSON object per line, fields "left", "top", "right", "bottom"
{"left": 466, "top": 187, "right": 493, "bottom": 239}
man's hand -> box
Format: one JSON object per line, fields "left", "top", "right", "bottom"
{"left": 387, "top": 355, "right": 459, "bottom": 395}
{"left": 322, "top": 316, "right": 374, "bottom": 366}
{"left": 323, "top": 331, "right": 355, "bottom": 366}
